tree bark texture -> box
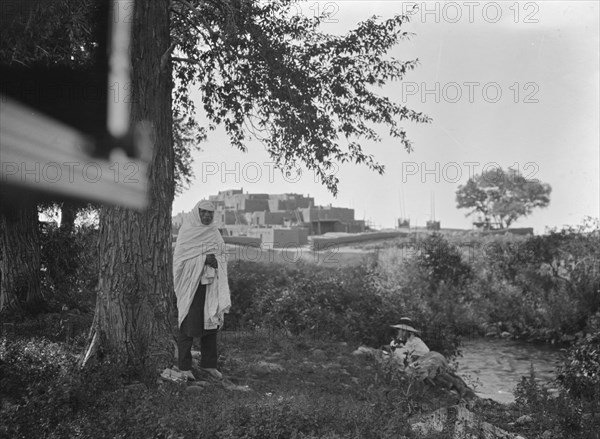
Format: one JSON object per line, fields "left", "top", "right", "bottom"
{"left": 0, "top": 204, "right": 44, "bottom": 313}
{"left": 88, "top": 0, "right": 175, "bottom": 372}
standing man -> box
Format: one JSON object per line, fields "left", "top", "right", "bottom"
{"left": 173, "top": 200, "right": 230, "bottom": 380}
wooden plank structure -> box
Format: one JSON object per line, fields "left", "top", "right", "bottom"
{"left": 0, "top": 0, "right": 151, "bottom": 210}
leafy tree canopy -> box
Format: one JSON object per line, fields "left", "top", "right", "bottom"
{"left": 173, "top": 115, "right": 206, "bottom": 194}
{"left": 170, "top": 0, "right": 430, "bottom": 194}
{"left": 3, "top": 0, "right": 429, "bottom": 195}
{"left": 456, "top": 167, "right": 551, "bottom": 229}
{"left": 0, "top": 0, "right": 97, "bottom": 67}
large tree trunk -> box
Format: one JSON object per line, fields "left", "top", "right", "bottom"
{"left": 0, "top": 204, "right": 44, "bottom": 313}
{"left": 83, "top": 0, "right": 175, "bottom": 374}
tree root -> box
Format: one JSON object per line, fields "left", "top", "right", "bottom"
{"left": 80, "top": 329, "right": 99, "bottom": 369}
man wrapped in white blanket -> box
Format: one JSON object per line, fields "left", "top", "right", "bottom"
{"left": 173, "top": 200, "right": 231, "bottom": 381}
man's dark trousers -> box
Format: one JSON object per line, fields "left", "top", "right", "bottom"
{"left": 178, "top": 283, "right": 218, "bottom": 370}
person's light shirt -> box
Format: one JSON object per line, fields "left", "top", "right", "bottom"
{"left": 392, "top": 334, "right": 430, "bottom": 363}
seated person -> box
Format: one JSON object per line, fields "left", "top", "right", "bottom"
{"left": 389, "top": 317, "right": 429, "bottom": 366}
{"left": 383, "top": 318, "right": 474, "bottom": 397}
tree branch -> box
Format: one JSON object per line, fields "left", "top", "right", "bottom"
{"left": 160, "top": 40, "right": 177, "bottom": 72}
{"left": 170, "top": 6, "right": 206, "bottom": 36}
{"left": 172, "top": 56, "right": 202, "bottom": 65}
{"left": 174, "top": 0, "right": 220, "bottom": 42}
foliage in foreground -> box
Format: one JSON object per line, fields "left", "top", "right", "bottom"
{"left": 557, "top": 313, "right": 600, "bottom": 400}
{"left": 0, "top": 332, "right": 420, "bottom": 439}
{"left": 3, "top": 324, "right": 600, "bottom": 439}
{"left": 513, "top": 364, "right": 600, "bottom": 438}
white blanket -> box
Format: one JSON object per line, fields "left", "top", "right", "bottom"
{"left": 173, "top": 201, "right": 231, "bottom": 329}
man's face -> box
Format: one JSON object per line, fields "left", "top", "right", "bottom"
{"left": 199, "top": 209, "right": 214, "bottom": 225}
{"left": 396, "top": 329, "right": 408, "bottom": 340}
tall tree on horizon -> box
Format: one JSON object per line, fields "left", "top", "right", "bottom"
{"left": 456, "top": 167, "right": 552, "bottom": 229}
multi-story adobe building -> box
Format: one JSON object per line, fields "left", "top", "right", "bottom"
{"left": 173, "top": 189, "right": 365, "bottom": 247}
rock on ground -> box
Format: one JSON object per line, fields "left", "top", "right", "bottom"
{"left": 251, "top": 361, "right": 285, "bottom": 375}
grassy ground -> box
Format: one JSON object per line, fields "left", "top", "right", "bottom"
{"left": 1, "top": 313, "right": 538, "bottom": 439}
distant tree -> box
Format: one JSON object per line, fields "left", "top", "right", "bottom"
{"left": 456, "top": 168, "right": 551, "bottom": 229}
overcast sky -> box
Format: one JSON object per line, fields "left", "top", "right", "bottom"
{"left": 173, "top": 1, "right": 599, "bottom": 233}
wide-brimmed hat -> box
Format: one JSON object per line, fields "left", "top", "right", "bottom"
{"left": 390, "top": 317, "right": 420, "bottom": 333}
{"left": 390, "top": 323, "right": 420, "bottom": 333}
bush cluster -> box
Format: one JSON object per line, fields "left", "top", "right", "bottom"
{"left": 228, "top": 259, "right": 390, "bottom": 344}
{"left": 0, "top": 334, "right": 413, "bottom": 439}
{"left": 468, "top": 220, "right": 600, "bottom": 342}
{"left": 0, "top": 336, "right": 120, "bottom": 438}
{"left": 39, "top": 221, "right": 99, "bottom": 312}
{"left": 373, "top": 221, "right": 599, "bottom": 344}
{"left": 557, "top": 312, "right": 600, "bottom": 400}
{"left": 226, "top": 220, "right": 598, "bottom": 357}
{"left": 514, "top": 363, "right": 600, "bottom": 438}
{"left": 27, "top": 216, "right": 600, "bottom": 351}
{"left": 227, "top": 256, "right": 462, "bottom": 358}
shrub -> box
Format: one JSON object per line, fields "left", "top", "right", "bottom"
{"left": 226, "top": 260, "right": 306, "bottom": 330}
{"left": 39, "top": 222, "right": 99, "bottom": 312}
{"left": 557, "top": 313, "right": 600, "bottom": 400}
{"left": 0, "top": 338, "right": 149, "bottom": 438}
{"left": 480, "top": 220, "right": 600, "bottom": 341}
{"left": 0, "top": 337, "right": 75, "bottom": 399}
{"left": 0, "top": 337, "right": 86, "bottom": 438}
{"left": 514, "top": 364, "right": 600, "bottom": 438}
{"left": 243, "top": 261, "right": 395, "bottom": 345}
{"left": 415, "top": 233, "right": 472, "bottom": 289}
{"left": 228, "top": 258, "right": 462, "bottom": 358}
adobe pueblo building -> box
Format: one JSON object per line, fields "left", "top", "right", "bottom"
{"left": 173, "top": 188, "right": 365, "bottom": 249}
